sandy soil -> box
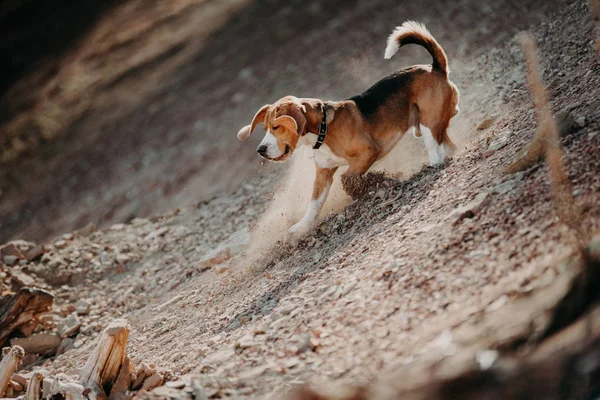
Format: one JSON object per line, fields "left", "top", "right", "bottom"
{"left": 1, "top": 0, "right": 599, "bottom": 399}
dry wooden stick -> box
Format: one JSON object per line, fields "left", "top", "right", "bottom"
{"left": 24, "top": 371, "right": 44, "bottom": 400}
{"left": 0, "top": 288, "right": 54, "bottom": 343}
{"left": 504, "top": 33, "right": 552, "bottom": 175}
{"left": 79, "top": 319, "right": 130, "bottom": 399}
{"left": 108, "top": 354, "right": 134, "bottom": 400}
{"left": 506, "top": 33, "right": 586, "bottom": 246}
{"left": 48, "top": 375, "right": 86, "bottom": 400}
{"left": 0, "top": 346, "right": 24, "bottom": 397}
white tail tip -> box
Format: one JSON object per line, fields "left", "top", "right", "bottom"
{"left": 384, "top": 40, "right": 399, "bottom": 59}
{"left": 384, "top": 20, "right": 431, "bottom": 60}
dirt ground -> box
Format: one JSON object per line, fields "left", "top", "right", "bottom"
{"left": 1, "top": 0, "right": 600, "bottom": 398}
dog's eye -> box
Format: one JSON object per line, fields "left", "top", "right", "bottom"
{"left": 272, "top": 125, "right": 279, "bottom": 131}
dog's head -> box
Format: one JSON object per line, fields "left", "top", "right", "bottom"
{"left": 237, "top": 96, "right": 308, "bottom": 162}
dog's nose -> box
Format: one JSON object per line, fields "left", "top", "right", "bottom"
{"left": 257, "top": 145, "right": 268, "bottom": 155}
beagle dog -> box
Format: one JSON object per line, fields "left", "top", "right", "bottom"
{"left": 237, "top": 21, "right": 460, "bottom": 237}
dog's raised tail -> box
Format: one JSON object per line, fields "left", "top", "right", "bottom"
{"left": 384, "top": 21, "right": 448, "bottom": 76}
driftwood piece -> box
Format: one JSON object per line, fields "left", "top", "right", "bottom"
{"left": 0, "top": 288, "right": 54, "bottom": 344}
{"left": 0, "top": 346, "right": 24, "bottom": 397}
{"left": 79, "top": 319, "right": 130, "bottom": 399}
{"left": 505, "top": 33, "right": 557, "bottom": 176}
{"left": 24, "top": 371, "right": 43, "bottom": 400}
{"left": 108, "top": 355, "right": 134, "bottom": 400}
{"left": 506, "top": 34, "right": 585, "bottom": 247}
{"left": 48, "top": 375, "right": 86, "bottom": 400}
{"left": 11, "top": 333, "right": 61, "bottom": 355}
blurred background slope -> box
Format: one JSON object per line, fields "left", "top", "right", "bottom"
{"left": 0, "top": 0, "right": 555, "bottom": 242}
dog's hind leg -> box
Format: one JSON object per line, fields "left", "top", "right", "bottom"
{"left": 288, "top": 165, "right": 338, "bottom": 237}
{"left": 421, "top": 123, "right": 454, "bottom": 166}
{"left": 409, "top": 104, "right": 422, "bottom": 138}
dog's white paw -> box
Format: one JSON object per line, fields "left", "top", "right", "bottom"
{"left": 287, "top": 220, "right": 314, "bottom": 238}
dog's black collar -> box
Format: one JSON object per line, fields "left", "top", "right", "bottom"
{"left": 313, "top": 103, "right": 329, "bottom": 150}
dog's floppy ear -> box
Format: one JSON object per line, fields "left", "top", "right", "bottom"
{"left": 284, "top": 104, "right": 307, "bottom": 135}
{"left": 273, "top": 115, "right": 298, "bottom": 133}
{"left": 325, "top": 107, "right": 335, "bottom": 124}
{"left": 237, "top": 104, "right": 270, "bottom": 140}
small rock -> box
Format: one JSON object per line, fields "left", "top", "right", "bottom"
{"left": 204, "top": 347, "right": 235, "bottom": 365}
{"left": 73, "top": 222, "right": 96, "bottom": 236}
{"left": 75, "top": 300, "right": 91, "bottom": 315}
{"left": 165, "top": 380, "right": 186, "bottom": 389}
{"left": 486, "top": 295, "right": 507, "bottom": 312}
{"left": 152, "top": 386, "right": 181, "bottom": 398}
{"left": 477, "top": 116, "right": 497, "bottom": 130}
{"left": 238, "top": 365, "right": 267, "bottom": 380}
{"left": 197, "top": 228, "right": 250, "bottom": 270}
{"left": 198, "top": 250, "right": 231, "bottom": 271}
{"left": 141, "top": 372, "right": 164, "bottom": 391}
{"left": 131, "top": 218, "right": 150, "bottom": 226}
{"left": 342, "top": 280, "right": 358, "bottom": 296}
{"left": 434, "top": 330, "right": 456, "bottom": 357}
{"left": 588, "top": 131, "right": 599, "bottom": 139}
{"left": 58, "top": 338, "right": 74, "bottom": 355}
{"left": 447, "top": 193, "right": 490, "bottom": 223}
{"left": 487, "top": 133, "right": 510, "bottom": 152}
{"left": 110, "top": 223, "right": 125, "bottom": 231}
{"left": 115, "top": 254, "right": 130, "bottom": 264}
{"left": 57, "top": 314, "right": 81, "bottom": 338}
{"left": 574, "top": 115, "right": 586, "bottom": 128}
{"left": 190, "top": 375, "right": 209, "bottom": 400}
{"left": 491, "top": 179, "right": 517, "bottom": 194}
{"left": 284, "top": 357, "right": 301, "bottom": 369}
{"left": 476, "top": 350, "right": 499, "bottom": 370}
{"left": 277, "top": 303, "right": 297, "bottom": 315}
{"left": 236, "top": 334, "right": 257, "bottom": 349}
{"left": 10, "top": 271, "right": 36, "bottom": 287}
{"left": 3, "top": 255, "right": 18, "bottom": 266}
{"left": 25, "top": 244, "right": 46, "bottom": 262}
{"left": 0, "top": 240, "right": 36, "bottom": 258}
{"left": 54, "top": 240, "right": 68, "bottom": 249}
{"left": 555, "top": 108, "right": 576, "bottom": 137}
{"left": 144, "top": 227, "right": 170, "bottom": 241}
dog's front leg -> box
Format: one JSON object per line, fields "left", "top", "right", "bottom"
{"left": 341, "top": 146, "right": 380, "bottom": 198}
{"left": 288, "top": 165, "right": 338, "bottom": 237}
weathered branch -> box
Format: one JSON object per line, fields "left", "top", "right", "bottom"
{"left": 24, "top": 371, "right": 43, "bottom": 400}
{"left": 0, "top": 288, "right": 54, "bottom": 344}
{"left": 48, "top": 375, "right": 86, "bottom": 400}
{"left": 79, "top": 319, "right": 130, "bottom": 398}
{"left": 506, "top": 34, "right": 585, "bottom": 246}
{"left": 0, "top": 346, "right": 24, "bottom": 397}
{"left": 108, "top": 354, "right": 134, "bottom": 400}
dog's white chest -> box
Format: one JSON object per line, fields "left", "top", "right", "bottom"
{"left": 298, "top": 133, "right": 348, "bottom": 169}
{"left": 313, "top": 144, "right": 347, "bottom": 168}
